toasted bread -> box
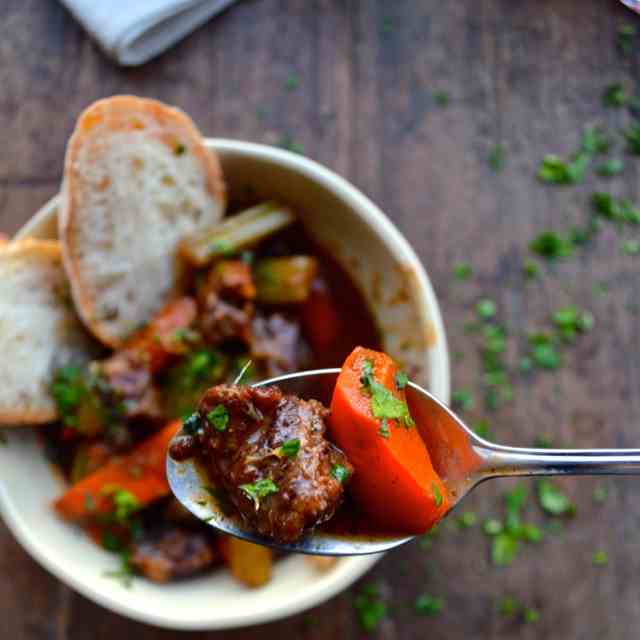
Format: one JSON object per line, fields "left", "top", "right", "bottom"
{"left": 0, "top": 239, "right": 97, "bottom": 425}
{"left": 59, "top": 95, "right": 226, "bottom": 347}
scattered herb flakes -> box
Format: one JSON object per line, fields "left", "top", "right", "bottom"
{"left": 103, "top": 554, "right": 135, "bottom": 588}
{"left": 592, "top": 550, "right": 608, "bottom": 566}
{"left": 624, "top": 123, "right": 640, "bottom": 155}
{"left": 433, "top": 90, "right": 450, "bottom": 106}
{"left": 331, "top": 464, "right": 350, "bottom": 483}
{"left": 432, "top": 483, "right": 443, "bottom": 508}
{"left": 476, "top": 298, "right": 497, "bottom": 319}
{"left": 240, "top": 478, "right": 278, "bottom": 508}
{"left": 581, "top": 126, "right": 609, "bottom": 154}
{"left": 414, "top": 594, "right": 445, "bottom": 616}
{"left": 361, "top": 361, "right": 415, "bottom": 427}
{"left": 593, "top": 482, "right": 609, "bottom": 503}
{"left": 112, "top": 489, "right": 140, "bottom": 522}
{"left": 483, "top": 518, "right": 504, "bottom": 536}
{"left": 534, "top": 434, "right": 554, "bottom": 448}
{"left": 381, "top": 16, "right": 393, "bottom": 34}
{"left": 617, "top": 23, "right": 637, "bottom": 56}
{"left": 492, "top": 532, "right": 519, "bottom": 567}
{"left": 473, "top": 419, "right": 492, "bottom": 440}
{"left": 596, "top": 158, "right": 624, "bottom": 177}
{"left": 528, "top": 334, "right": 562, "bottom": 370}
{"left": 457, "top": 511, "right": 477, "bottom": 528}
{"left": 552, "top": 306, "right": 594, "bottom": 340}
{"left": 488, "top": 143, "right": 506, "bottom": 172}
{"left": 354, "top": 584, "right": 387, "bottom": 632}
{"left": 277, "top": 136, "right": 305, "bottom": 154}
{"left": 592, "top": 192, "right": 640, "bottom": 224}
{"left": 284, "top": 73, "right": 299, "bottom": 91}
{"left": 207, "top": 404, "right": 229, "bottom": 432}
{"left": 395, "top": 371, "right": 409, "bottom": 390}
{"left": 530, "top": 231, "right": 573, "bottom": 260}
{"left": 523, "top": 608, "right": 540, "bottom": 624}
{"left": 523, "top": 259, "right": 540, "bottom": 280}
{"left": 498, "top": 597, "right": 518, "bottom": 616}
{"left": 452, "top": 389, "right": 474, "bottom": 411}
{"left": 519, "top": 356, "right": 533, "bottom": 373}
{"left": 378, "top": 419, "right": 390, "bottom": 439}
{"left": 537, "top": 479, "right": 575, "bottom": 516}
{"left": 277, "top": 438, "right": 300, "bottom": 459}
{"left": 50, "top": 365, "right": 88, "bottom": 428}
{"left": 521, "top": 524, "right": 543, "bottom": 543}
{"left": 621, "top": 240, "right": 640, "bottom": 255}
{"left": 594, "top": 281, "right": 610, "bottom": 297}
{"left": 603, "top": 84, "right": 627, "bottom": 107}
{"left": 537, "top": 153, "right": 589, "bottom": 185}
{"left": 453, "top": 262, "right": 473, "bottom": 280}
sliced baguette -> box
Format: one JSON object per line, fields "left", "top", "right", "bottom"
{"left": 59, "top": 95, "right": 226, "bottom": 347}
{"left": 0, "top": 239, "right": 97, "bottom": 425}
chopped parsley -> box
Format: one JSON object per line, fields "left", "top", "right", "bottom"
{"left": 472, "top": 419, "right": 492, "bottom": 440}
{"left": 284, "top": 73, "right": 299, "bottom": 91}
{"left": 50, "top": 366, "right": 88, "bottom": 428}
{"left": 207, "top": 405, "right": 229, "bottom": 432}
{"left": 432, "top": 482, "right": 443, "bottom": 508}
{"left": 239, "top": 478, "right": 278, "bottom": 509}
{"left": 331, "top": 464, "right": 350, "bottom": 483}
{"left": 276, "top": 438, "right": 300, "bottom": 459}
{"left": 492, "top": 532, "right": 519, "bottom": 566}
{"left": 592, "top": 550, "right": 608, "bottom": 566}
{"left": 378, "top": 419, "right": 390, "bottom": 439}
{"left": 483, "top": 518, "right": 503, "bottom": 536}
{"left": 277, "top": 136, "right": 305, "bottom": 155}
{"left": 354, "top": 584, "right": 387, "bottom": 632}
{"left": 395, "top": 371, "right": 409, "bottom": 390}
{"left": 111, "top": 489, "right": 140, "bottom": 522}
{"left": 453, "top": 262, "right": 473, "bottom": 280}
{"left": 592, "top": 192, "right": 640, "bottom": 224}
{"left": 621, "top": 240, "right": 640, "bottom": 255}
{"left": 523, "top": 259, "right": 540, "bottom": 279}
{"left": 523, "top": 608, "right": 540, "bottom": 623}
{"left": 624, "top": 123, "right": 640, "bottom": 155}
{"left": 530, "top": 231, "right": 573, "bottom": 260}
{"left": 617, "top": 23, "right": 636, "bottom": 56}
{"left": 498, "top": 597, "right": 518, "bottom": 615}
{"left": 414, "top": 594, "right": 445, "bottom": 616}
{"left": 360, "top": 360, "right": 415, "bottom": 428}
{"left": 457, "top": 511, "right": 477, "bottom": 528}
{"left": 433, "top": 90, "right": 450, "bottom": 106}
{"left": 452, "top": 389, "right": 474, "bottom": 411}
{"left": 182, "top": 412, "right": 202, "bottom": 435}
{"left": 596, "top": 158, "right": 624, "bottom": 177}
{"left": 593, "top": 482, "right": 609, "bottom": 503}
{"left": 103, "top": 553, "right": 135, "bottom": 588}
{"left": 488, "top": 144, "right": 506, "bottom": 172}
{"left": 552, "top": 306, "right": 594, "bottom": 340}
{"left": 537, "top": 153, "right": 589, "bottom": 185}
{"left": 528, "top": 334, "right": 562, "bottom": 370}
{"left": 476, "top": 298, "right": 497, "bottom": 319}
{"left": 581, "top": 126, "right": 610, "bottom": 154}
{"left": 537, "top": 479, "right": 575, "bottom": 516}
{"left": 602, "top": 83, "right": 626, "bottom": 107}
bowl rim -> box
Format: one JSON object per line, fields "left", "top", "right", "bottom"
{"left": 4, "top": 138, "right": 450, "bottom": 630}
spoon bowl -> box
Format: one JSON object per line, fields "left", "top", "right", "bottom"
{"left": 167, "top": 369, "right": 640, "bottom": 556}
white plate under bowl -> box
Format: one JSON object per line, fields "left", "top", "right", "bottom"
{"left": 0, "top": 139, "right": 449, "bottom": 630}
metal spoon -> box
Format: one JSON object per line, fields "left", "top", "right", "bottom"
{"left": 167, "top": 368, "right": 640, "bottom": 556}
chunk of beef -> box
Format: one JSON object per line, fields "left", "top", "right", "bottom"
{"left": 198, "top": 261, "right": 255, "bottom": 346}
{"left": 196, "top": 384, "right": 352, "bottom": 543}
{"left": 251, "top": 313, "right": 313, "bottom": 377}
{"left": 129, "top": 528, "right": 217, "bottom": 582}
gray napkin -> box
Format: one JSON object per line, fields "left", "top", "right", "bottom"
{"left": 60, "top": 0, "right": 238, "bottom": 66}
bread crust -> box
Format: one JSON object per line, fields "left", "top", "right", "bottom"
{"left": 59, "top": 95, "right": 226, "bottom": 347}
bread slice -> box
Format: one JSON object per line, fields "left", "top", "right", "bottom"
{"left": 59, "top": 95, "right": 226, "bottom": 347}
{"left": 0, "top": 239, "right": 97, "bottom": 425}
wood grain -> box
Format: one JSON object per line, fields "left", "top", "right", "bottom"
{"left": 1, "top": 0, "right": 639, "bottom": 637}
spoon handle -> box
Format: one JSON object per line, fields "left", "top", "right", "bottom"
{"left": 475, "top": 443, "right": 640, "bottom": 480}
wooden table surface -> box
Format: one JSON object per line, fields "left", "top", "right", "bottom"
{"left": 2, "top": 0, "right": 640, "bottom": 637}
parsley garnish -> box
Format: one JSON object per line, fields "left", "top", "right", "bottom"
{"left": 483, "top": 518, "right": 503, "bottom": 536}
{"left": 498, "top": 597, "right": 518, "bottom": 615}
{"left": 523, "top": 259, "right": 540, "bottom": 279}
{"left": 240, "top": 478, "right": 278, "bottom": 509}
{"left": 432, "top": 483, "right": 443, "bottom": 508}
{"left": 596, "top": 158, "right": 624, "bottom": 177}
{"left": 103, "top": 553, "right": 135, "bottom": 588}
{"left": 622, "top": 240, "right": 640, "bottom": 255}
{"left": 581, "top": 126, "right": 610, "bottom": 154}
{"left": 592, "top": 192, "right": 640, "bottom": 224}
{"left": 378, "top": 419, "right": 390, "bottom": 439}
{"left": 528, "top": 334, "right": 562, "bottom": 370}
{"left": 592, "top": 550, "right": 608, "bottom": 566}
{"left": 50, "top": 366, "right": 88, "bottom": 428}
{"left": 414, "top": 594, "right": 444, "bottom": 616}
{"left": 593, "top": 482, "right": 609, "bottom": 503}
{"left": 207, "top": 405, "right": 229, "bottom": 432}
{"left": 331, "top": 464, "right": 350, "bottom": 483}
{"left": 617, "top": 23, "right": 636, "bottom": 56}
{"left": 488, "top": 144, "right": 506, "bottom": 172}
{"left": 530, "top": 231, "right": 573, "bottom": 260}
{"left": 476, "top": 298, "right": 497, "bottom": 319}
{"left": 457, "top": 511, "right": 477, "bottom": 528}
{"left": 111, "top": 489, "right": 140, "bottom": 522}
{"left": 602, "top": 83, "right": 626, "bottom": 107}
{"left": 284, "top": 73, "right": 299, "bottom": 91}
{"left": 395, "top": 371, "right": 408, "bottom": 390}
{"left": 552, "top": 306, "right": 594, "bottom": 340}
{"left": 523, "top": 608, "right": 540, "bottom": 623}
{"left": 276, "top": 438, "right": 300, "bottom": 458}
{"left": 452, "top": 389, "right": 474, "bottom": 411}
{"left": 625, "top": 123, "right": 640, "bottom": 154}
{"left": 433, "top": 90, "right": 450, "bottom": 106}
{"left": 360, "top": 361, "right": 415, "bottom": 428}
{"left": 453, "top": 262, "right": 473, "bottom": 280}
{"left": 354, "top": 584, "right": 387, "bottom": 632}
{"left": 537, "top": 479, "right": 575, "bottom": 516}
{"left": 492, "top": 532, "right": 519, "bottom": 566}
{"left": 277, "top": 136, "right": 305, "bottom": 154}
{"left": 537, "top": 153, "right": 589, "bottom": 185}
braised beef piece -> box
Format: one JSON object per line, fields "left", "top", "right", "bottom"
{"left": 251, "top": 313, "right": 313, "bottom": 377}
{"left": 194, "top": 384, "right": 352, "bottom": 543}
{"left": 129, "top": 527, "right": 217, "bottom": 582}
{"left": 92, "top": 352, "right": 163, "bottom": 422}
{"left": 198, "top": 261, "right": 256, "bottom": 346}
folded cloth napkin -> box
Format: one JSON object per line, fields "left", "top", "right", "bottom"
{"left": 60, "top": 0, "right": 238, "bottom": 66}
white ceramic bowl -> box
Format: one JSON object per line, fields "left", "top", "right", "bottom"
{"left": 0, "top": 139, "right": 449, "bottom": 630}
